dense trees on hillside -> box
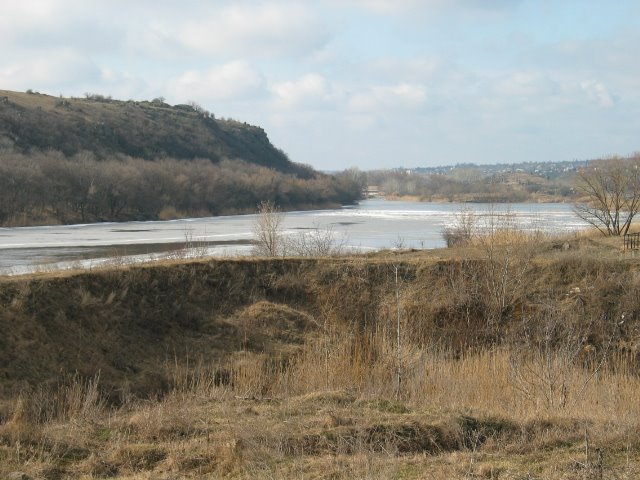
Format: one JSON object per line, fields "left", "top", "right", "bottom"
{"left": 0, "top": 151, "right": 362, "bottom": 226}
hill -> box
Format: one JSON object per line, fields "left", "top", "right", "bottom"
{"left": 0, "top": 90, "right": 305, "bottom": 175}
{"left": 0, "top": 90, "right": 363, "bottom": 226}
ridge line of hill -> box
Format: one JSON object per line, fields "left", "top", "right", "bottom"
{"left": 0, "top": 89, "right": 303, "bottom": 174}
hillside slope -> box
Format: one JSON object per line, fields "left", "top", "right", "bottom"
{"left": 0, "top": 90, "right": 363, "bottom": 225}
{"left": 0, "top": 236, "right": 636, "bottom": 400}
{"left": 0, "top": 89, "right": 306, "bottom": 176}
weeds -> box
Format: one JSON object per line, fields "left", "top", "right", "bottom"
{"left": 4, "top": 339, "right": 640, "bottom": 478}
{"left": 2, "top": 234, "right": 640, "bottom": 478}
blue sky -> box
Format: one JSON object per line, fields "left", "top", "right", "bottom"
{"left": 1, "top": 0, "right": 638, "bottom": 170}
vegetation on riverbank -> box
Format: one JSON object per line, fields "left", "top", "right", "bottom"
{"left": 0, "top": 151, "right": 362, "bottom": 226}
{"left": 1, "top": 230, "right": 640, "bottom": 478}
{"left": 366, "top": 166, "right": 576, "bottom": 204}
{"left": 0, "top": 90, "right": 363, "bottom": 226}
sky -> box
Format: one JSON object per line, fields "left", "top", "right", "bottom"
{"left": 1, "top": 0, "right": 639, "bottom": 171}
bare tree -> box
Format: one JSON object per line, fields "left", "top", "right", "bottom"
{"left": 252, "top": 201, "right": 284, "bottom": 256}
{"left": 574, "top": 156, "right": 640, "bottom": 236}
{"left": 441, "top": 206, "right": 478, "bottom": 247}
{"left": 477, "top": 206, "right": 535, "bottom": 327}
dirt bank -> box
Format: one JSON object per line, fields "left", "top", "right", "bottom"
{"left": 1, "top": 236, "right": 638, "bottom": 401}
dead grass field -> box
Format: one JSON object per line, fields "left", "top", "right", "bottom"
{"left": 2, "top": 232, "right": 640, "bottom": 478}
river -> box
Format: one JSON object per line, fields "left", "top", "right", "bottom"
{"left": 0, "top": 199, "right": 588, "bottom": 275}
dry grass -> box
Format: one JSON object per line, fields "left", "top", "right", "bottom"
{"left": 2, "top": 332, "right": 640, "bottom": 479}
{"left": 2, "top": 234, "right": 640, "bottom": 478}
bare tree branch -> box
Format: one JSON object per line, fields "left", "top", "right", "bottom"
{"left": 252, "top": 201, "right": 284, "bottom": 256}
{"left": 573, "top": 156, "right": 640, "bottom": 236}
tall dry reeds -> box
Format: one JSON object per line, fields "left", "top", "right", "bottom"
{"left": 2, "top": 317, "right": 640, "bottom": 477}
{"left": 342, "top": 341, "right": 631, "bottom": 418}
{"left": 155, "top": 317, "right": 640, "bottom": 424}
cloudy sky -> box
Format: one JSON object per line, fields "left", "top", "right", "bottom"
{"left": 1, "top": 0, "right": 638, "bottom": 170}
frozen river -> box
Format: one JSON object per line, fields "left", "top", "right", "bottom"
{"left": 0, "top": 199, "right": 588, "bottom": 275}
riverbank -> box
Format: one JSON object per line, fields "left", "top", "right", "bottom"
{"left": 1, "top": 233, "right": 639, "bottom": 478}
{"left": 383, "top": 192, "right": 572, "bottom": 203}
{"left": 366, "top": 167, "right": 576, "bottom": 205}
{"left": 0, "top": 199, "right": 589, "bottom": 275}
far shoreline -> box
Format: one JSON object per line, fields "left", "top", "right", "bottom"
{"left": 380, "top": 193, "right": 574, "bottom": 204}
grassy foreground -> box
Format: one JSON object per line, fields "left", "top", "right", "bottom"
{"left": 1, "top": 232, "right": 640, "bottom": 478}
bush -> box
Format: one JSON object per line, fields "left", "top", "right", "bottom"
{"left": 441, "top": 207, "right": 477, "bottom": 247}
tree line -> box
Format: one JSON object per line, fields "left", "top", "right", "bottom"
{"left": 366, "top": 168, "right": 573, "bottom": 202}
{"left": 0, "top": 151, "right": 363, "bottom": 226}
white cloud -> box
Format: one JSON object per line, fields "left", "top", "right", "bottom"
{"left": 328, "top": 0, "right": 522, "bottom": 14}
{"left": 334, "top": 0, "right": 426, "bottom": 14}
{"left": 494, "top": 72, "right": 559, "bottom": 98}
{"left": 345, "top": 114, "right": 377, "bottom": 130}
{"left": 580, "top": 80, "right": 615, "bottom": 108}
{"left": 0, "top": 1, "right": 59, "bottom": 36}
{"left": 348, "top": 83, "right": 427, "bottom": 113}
{"left": 368, "top": 57, "right": 444, "bottom": 82}
{"left": 484, "top": 70, "right": 618, "bottom": 113}
{"left": 271, "top": 73, "right": 333, "bottom": 109}
{"left": 173, "top": 4, "right": 330, "bottom": 58}
{"left": 0, "top": 1, "right": 122, "bottom": 53}
{"left": 167, "top": 60, "right": 265, "bottom": 103}
{"left": 0, "top": 2, "right": 330, "bottom": 61}
{"left": 96, "top": 69, "right": 152, "bottom": 101}
{"left": 0, "top": 50, "right": 100, "bottom": 91}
